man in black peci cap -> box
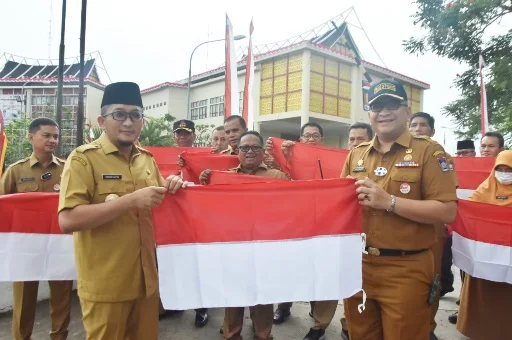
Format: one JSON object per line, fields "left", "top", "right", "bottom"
{"left": 456, "top": 140, "right": 476, "bottom": 157}
{"left": 173, "top": 119, "right": 196, "bottom": 147}
{"left": 58, "top": 82, "right": 186, "bottom": 340}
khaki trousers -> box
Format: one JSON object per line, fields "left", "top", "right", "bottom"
{"left": 344, "top": 251, "right": 434, "bottom": 340}
{"left": 80, "top": 292, "right": 159, "bottom": 340}
{"left": 223, "top": 305, "right": 273, "bottom": 340}
{"left": 12, "top": 280, "right": 73, "bottom": 340}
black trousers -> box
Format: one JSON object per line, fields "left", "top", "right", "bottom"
{"left": 440, "top": 234, "right": 455, "bottom": 291}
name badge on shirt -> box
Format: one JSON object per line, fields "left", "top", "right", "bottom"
{"left": 102, "top": 174, "right": 122, "bottom": 180}
{"left": 496, "top": 196, "right": 508, "bottom": 200}
{"left": 20, "top": 177, "right": 35, "bottom": 182}
{"left": 353, "top": 167, "right": 367, "bottom": 173}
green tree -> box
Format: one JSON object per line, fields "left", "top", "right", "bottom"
{"left": 4, "top": 118, "right": 32, "bottom": 167}
{"left": 139, "top": 116, "right": 176, "bottom": 147}
{"left": 194, "top": 124, "right": 215, "bottom": 147}
{"left": 404, "top": 0, "right": 512, "bottom": 145}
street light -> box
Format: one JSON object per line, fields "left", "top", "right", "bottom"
{"left": 186, "top": 34, "right": 246, "bottom": 120}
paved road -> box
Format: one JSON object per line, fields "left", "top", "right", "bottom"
{"left": 0, "top": 271, "right": 468, "bottom": 339}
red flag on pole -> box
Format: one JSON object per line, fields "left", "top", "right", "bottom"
{"left": 224, "top": 14, "right": 239, "bottom": 118}
{"left": 242, "top": 19, "right": 254, "bottom": 129}
{"left": 479, "top": 54, "right": 489, "bottom": 136}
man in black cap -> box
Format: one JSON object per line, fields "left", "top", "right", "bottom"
{"left": 173, "top": 119, "right": 196, "bottom": 147}
{"left": 58, "top": 82, "right": 186, "bottom": 339}
{"left": 341, "top": 79, "right": 457, "bottom": 340}
{"left": 456, "top": 140, "right": 476, "bottom": 157}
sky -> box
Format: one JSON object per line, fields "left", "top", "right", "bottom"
{"left": 2, "top": 0, "right": 503, "bottom": 154}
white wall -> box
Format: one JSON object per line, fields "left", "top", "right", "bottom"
{"left": 141, "top": 88, "right": 171, "bottom": 118}
{"left": 85, "top": 85, "right": 104, "bottom": 123}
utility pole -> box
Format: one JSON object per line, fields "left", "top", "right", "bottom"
{"left": 56, "top": 0, "right": 66, "bottom": 156}
{"left": 77, "top": 0, "right": 87, "bottom": 147}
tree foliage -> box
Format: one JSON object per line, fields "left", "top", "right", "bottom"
{"left": 3, "top": 118, "right": 32, "bottom": 167}
{"left": 139, "top": 113, "right": 176, "bottom": 147}
{"left": 404, "top": 0, "right": 512, "bottom": 145}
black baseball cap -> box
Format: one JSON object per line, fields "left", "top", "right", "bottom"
{"left": 173, "top": 120, "right": 195, "bottom": 133}
{"left": 368, "top": 79, "right": 408, "bottom": 105}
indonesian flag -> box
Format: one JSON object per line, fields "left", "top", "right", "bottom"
{"left": 179, "top": 151, "right": 239, "bottom": 183}
{"left": 0, "top": 180, "right": 364, "bottom": 311}
{"left": 0, "top": 193, "right": 76, "bottom": 281}
{"left": 242, "top": 19, "right": 255, "bottom": 129}
{"left": 268, "top": 137, "right": 349, "bottom": 179}
{"left": 0, "top": 109, "right": 7, "bottom": 177}
{"left": 154, "top": 179, "right": 363, "bottom": 309}
{"left": 144, "top": 146, "right": 211, "bottom": 167}
{"left": 479, "top": 54, "right": 489, "bottom": 136}
{"left": 453, "top": 157, "right": 494, "bottom": 199}
{"left": 224, "top": 14, "right": 240, "bottom": 117}
{"left": 209, "top": 170, "right": 284, "bottom": 185}
{"left": 450, "top": 200, "right": 512, "bottom": 284}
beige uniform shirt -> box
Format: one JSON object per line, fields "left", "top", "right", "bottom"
{"left": 58, "top": 134, "right": 163, "bottom": 302}
{"left": 0, "top": 153, "right": 64, "bottom": 195}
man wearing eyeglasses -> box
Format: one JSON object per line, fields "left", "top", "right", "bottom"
{"left": 57, "top": 82, "right": 186, "bottom": 340}
{"left": 341, "top": 79, "right": 457, "bottom": 340}
{"left": 198, "top": 130, "right": 288, "bottom": 340}
{"left": 1, "top": 117, "right": 73, "bottom": 340}
{"left": 456, "top": 140, "right": 476, "bottom": 157}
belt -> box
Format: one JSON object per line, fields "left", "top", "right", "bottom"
{"left": 365, "top": 247, "right": 428, "bottom": 257}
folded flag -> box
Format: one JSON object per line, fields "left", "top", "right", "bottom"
{"left": 268, "top": 138, "right": 348, "bottom": 180}
{"left": 450, "top": 200, "right": 512, "bottom": 284}
{"left": 0, "top": 193, "right": 76, "bottom": 281}
{"left": 179, "top": 152, "right": 239, "bottom": 183}
{"left": 144, "top": 146, "right": 211, "bottom": 167}
{"left": 153, "top": 179, "right": 363, "bottom": 309}
{"left": 208, "top": 170, "right": 285, "bottom": 185}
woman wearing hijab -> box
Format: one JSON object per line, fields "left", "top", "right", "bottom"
{"left": 457, "top": 150, "right": 512, "bottom": 340}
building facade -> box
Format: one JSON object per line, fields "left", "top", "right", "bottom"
{"left": 141, "top": 23, "right": 429, "bottom": 148}
{"left": 0, "top": 53, "right": 105, "bottom": 155}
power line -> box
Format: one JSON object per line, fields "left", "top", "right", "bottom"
{"left": 351, "top": 8, "right": 388, "bottom": 69}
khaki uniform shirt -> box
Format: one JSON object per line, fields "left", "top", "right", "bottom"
{"left": 0, "top": 153, "right": 65, "bottom": 195}
{"left": 221, "top": 145, "right": 238, "bottom": 155}
{"left": 341, "top": 131, "right": 457, "bottom": 250}
{"left": 228, "top": 163, "right": 291, "bottom": 180}
{"left": 58, "top": 134, "right": 163, "bottom": 302}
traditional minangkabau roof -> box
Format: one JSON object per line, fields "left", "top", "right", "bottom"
{"left": 171, "top": 8, "right": 429, "bottom": 90}
{"left": 0, "top": 52, "right": 109, "bottom": 89}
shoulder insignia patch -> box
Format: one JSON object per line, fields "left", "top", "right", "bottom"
{"left": 71, "top": 156, "right": 87, "bottom": 166}
{"left": 10, "top": 157, "right": 30, "bottom": 167}
{"left": 137, "top": 146, "right": 153, "bottom": 157}
{"left": 354, "top": 141, "right": 371, "bottom": 149}
{"left": 76, "top": 143, "right": 100, "bottom": 153}
{"left": 437, "top": 156, "right": 450, "bottom": 172}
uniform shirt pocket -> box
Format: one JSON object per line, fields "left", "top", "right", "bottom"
{"left": 390, "top": 170, "right": 421, "bottom": 199}
{"left": 17, "top": 182, "right": 39, "bottom": 193}
{"left": 96, "top": 180, "right": 127, "bottom": 197}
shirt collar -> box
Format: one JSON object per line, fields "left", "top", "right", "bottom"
{"left": 233, "top": 162, "right": 269, "bottom": 174}
{"left": 371, "top": 130, "right": 412, "bottom": 152}
{"left": 97, "top": 133, "right": 140, "bottom": 156}
{"left": 29, "top": 153, "right": 61, "bottom": 168}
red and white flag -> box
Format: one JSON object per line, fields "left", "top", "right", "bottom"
{"left": 0, "top": 193, "right": 76, "bottom": 281}
{"left": 450, "top": 200, "right": 512, "bottom": 284}
{"left": 154, "top": 179, "right": 363, "bottom": 309}
{"left": 242, "top": 19, "right": 255, "bottom": 129}
{"left": 0, "top": 181, "right": 364, "bottom": 311}
{"left": 0, "top": 109, "right": 7, "bottom": 177}
{"left": 479, "top": 54, "right": 489, "bottom": 136}
{"left": 453, "top": 157, "right": 494, "bottom": 199}
{"left": 224, "top": 14, "right": 240, "bottom": 118}
{"left": 179, "top": 151, "right": 239, "bottom": 183}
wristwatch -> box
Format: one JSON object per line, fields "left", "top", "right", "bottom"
{"left": 386, "top": 195, "right": 396, "bottom": 213}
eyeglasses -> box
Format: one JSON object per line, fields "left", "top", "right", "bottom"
{"left": 301, "top": 133, "right": 322, "bottom": 140}
{"left": 239, "top": 145, "right": 264, "bottom": 153}
{"left": 104, "top": 111, "right": 144, "bottom": 121}
{"left": 456, "top": 150, "right": 476, "bottom": 156}
{"left": 370, "top": 101, "right": 407, "bottom": 113}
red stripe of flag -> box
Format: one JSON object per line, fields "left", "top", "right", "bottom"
{"left": 450, "top": 200, "right": 512, "bottom": 247}
{"left": 154, "top": 179, "right": 361, "bottom": 245}
{"left": 242, "top": 19, "right": 254, "bottom": 126}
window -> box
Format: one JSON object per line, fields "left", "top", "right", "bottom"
{"left": 164, "top": 101, "right": 167, "bottom": 106}
{"left": 190, "top": 99, "right": 208, "bottom": 120}
{"left": 209, "top": 96, "right": 224, "bottom": 117}
{"left": 153, "top": 105, "right": 155, "bottom": 108}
